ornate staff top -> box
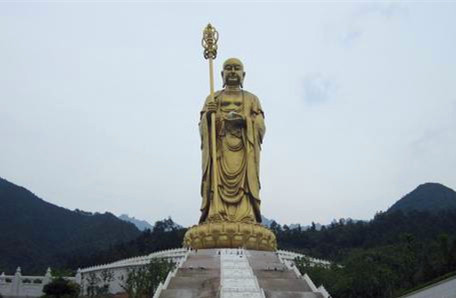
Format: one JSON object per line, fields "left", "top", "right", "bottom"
{"left": 202, "top": 23, "right": 218, "bottom": 60}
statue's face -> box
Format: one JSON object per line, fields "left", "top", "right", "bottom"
{"left": 222, "top": 58, "right": 245, "bottom": 87}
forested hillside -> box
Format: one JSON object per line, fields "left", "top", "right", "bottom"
{"left": 0, "top": 177, "right": 141, "bottom": 274}
{"left": 272, "top": 183, "right": 456, "bottom": 297}
{"left": 388, "top": 182, "right": 456, "bottom": 214}
{"left": 65, "top": 217, "right": 186, "bottom": 270}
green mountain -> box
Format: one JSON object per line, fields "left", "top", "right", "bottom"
{"left": 388, "top": 182, "right": 456, "bottom": 214}
{"left": 0, "top": 177, "right": 141, "bottom": 274}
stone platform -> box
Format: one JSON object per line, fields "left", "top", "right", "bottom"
{"left": 157, "top": 249, "right": 329, "bottom": 298}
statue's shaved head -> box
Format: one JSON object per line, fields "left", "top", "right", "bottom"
{"left": 223, "top": 58, "right": 244, "bottom": 69}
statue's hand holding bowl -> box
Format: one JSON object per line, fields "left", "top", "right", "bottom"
{"left": 225, "top": 111, "right": 245, "bottom": 127}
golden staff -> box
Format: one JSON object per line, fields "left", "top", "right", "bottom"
{"left": 202, "top": 23, "right": 220, "bottom": 218}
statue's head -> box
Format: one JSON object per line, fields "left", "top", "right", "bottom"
{"left": 222, "top": 58, "right": 245, "bottom": 88}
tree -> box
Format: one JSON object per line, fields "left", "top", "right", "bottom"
{"left": 84, "top": 269, "right": 114, "bottom": 297}
{"left": 121, "top": 258, "right": 175, "bottom": 298}
{"left": 85, "top": 272, "right": 101, "bottom": 297}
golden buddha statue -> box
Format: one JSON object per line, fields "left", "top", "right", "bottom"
{"left": 183, "top": 58, "right": 276, "bottom": 251}
{"left": 199, "top": 58, "right": 264, "bottom": 224}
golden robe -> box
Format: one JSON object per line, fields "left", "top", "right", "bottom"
{"left": 199, "top": 90, "right": 265, "bottom": 224}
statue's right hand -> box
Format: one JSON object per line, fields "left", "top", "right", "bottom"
{"left": 206, "top": 101, "right": 217, "bottom": 114}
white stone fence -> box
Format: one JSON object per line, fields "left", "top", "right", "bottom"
{"left": 80, "top": 247, "right": 188, "bottom": 273}
{"left": 0, "top": 248, "right": 187, "bottom": 298}
{"left": 0, "top": 267, "right": 80, "bottom": 298}
{"left": 277, "top": 250, "right": 331, "bottom": 268}
{"left": 79, "top": 248, "right": 189, "bottom": 295}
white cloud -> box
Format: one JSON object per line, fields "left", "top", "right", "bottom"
{"left": 302, "top": 73, "right": 337, "bottom": 105}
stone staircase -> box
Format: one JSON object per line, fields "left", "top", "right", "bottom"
{"left": 157, "top": 249, "right": 328, "bottom": 298}
{"left": 159, "top": 249, "right": 220, "bottom": 298}
{"left": 220, "top": 249, "right": 263, "bottom": 298}
{"left": 246, "top": 250, "right": 324, "bottom": 298}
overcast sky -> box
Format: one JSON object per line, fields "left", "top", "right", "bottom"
{"left": 1, "top": 1, "right": 455, "bottom": 227}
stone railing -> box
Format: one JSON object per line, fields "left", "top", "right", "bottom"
{"left": 80, "top": 247, "right": 188, "bottom": 273}
{"left": 277, "top": 250, "right": 331, "bottom": 298}
{"left": 0, "top": 267, "right": 80, "bottom": 298}
{"left": 277, "top": 250, "right": 331, "bottom": 267}
{"left": 1, "top": 248, "right": 188, "bottom": 297}
{"left": 79, "top": 247, "right": 189, "bottom": 295}
{"left": 152, "top": 250, "right": 189, "bottom": 298}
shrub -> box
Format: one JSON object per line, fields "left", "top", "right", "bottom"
{"left": 42, "top": 277, "right": 80, "bottom": 298}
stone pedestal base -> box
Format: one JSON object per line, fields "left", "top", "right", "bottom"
{"left": 183, "top": 221, "right": 277, "bottom": 251}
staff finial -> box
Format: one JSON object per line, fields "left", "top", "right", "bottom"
{"left": 202, "top": 23, "right": 219, "bottom": 60}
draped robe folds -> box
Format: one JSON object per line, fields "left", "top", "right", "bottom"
{"left": 199, "top": 90, "right": 265, "bottom": 224}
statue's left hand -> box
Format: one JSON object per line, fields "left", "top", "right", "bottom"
{"left": 225, "top": 112, "right": 245, "bottom": 127}
{"left": 226, "top": 111, "right": 244, "bottom": 121}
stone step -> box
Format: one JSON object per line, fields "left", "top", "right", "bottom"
{"left": 246, "top": 251, "right": 288, "bottom": 271}
{"left": 167, "top": 276, "right": 220, "bottom": 291}
{"left": 250, "top": 262, "right": 287, "bottom": 270}
{"left": 176, "top": 268, "right": 220, "bottom": 277}
{"left": 182, "top": 251, "right": 220, "bottom": 269}
{"left": 253, "top": 269, "right": 298, "bottom": 279}
{"left": 189, "top": 248, "right": 219, "bottom": 256}
{"left": 246, "top": 250, "right": 314, "bottom": 293}
{"left": 263, "top": 290, "right": 325, "bottom": 298}
{"left": 257, "top": 278, "right": 313, "bottom": 292}
{"left": 159, "top": 288, "right": 219, "bottom": 298}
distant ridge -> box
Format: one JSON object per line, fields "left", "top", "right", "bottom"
{"left": 261, "top": 215, "right": 274, "bottom": 227}
{"left": 0, "top": 177, "right": 141, "bottom": 274}
{"left": 119, "top": 214, "right": 154, "bottom": 231}
{"left": 388, "top": 182, "right": 456, "bottom": 214}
